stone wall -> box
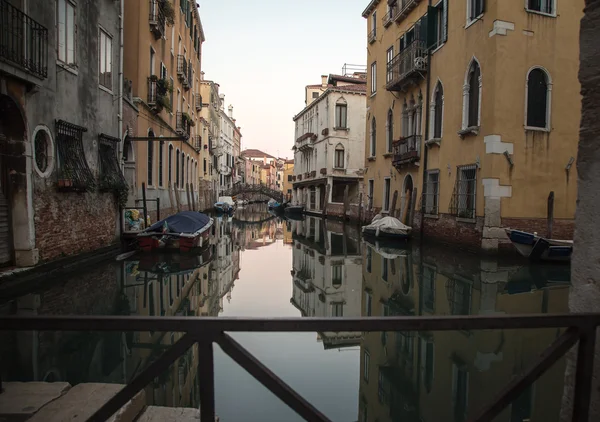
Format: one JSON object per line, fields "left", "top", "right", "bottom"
{"left": 561, "top": 1, "right": 600, "bottom": 420}
{"left": 422, "top": 214, "right": 485, "bottom": 252}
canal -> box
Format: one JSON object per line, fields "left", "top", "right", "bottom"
{"left": 0, "top": 205, "right": 572, "bottom": 421}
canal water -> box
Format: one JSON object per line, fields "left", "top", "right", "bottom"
{"left": 0, "top": 205, "right": 572, "bottom": 421}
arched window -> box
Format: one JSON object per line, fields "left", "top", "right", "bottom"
{"left": 370, "top": 118, "right": 376, "bottom": 157}
{"left": 147, "top": 130, "right": 154, "bottom": 186}
{"left": 175, "top": 149, "right": 180, "bottom": 188}
{"left": 335, "top": 97, "right": 347, "bottom": 129}
{"left": 168, "top": 145, "right": 173, "bottom": 185}
{"left": 462, "top": 59, "right": 481, "bottom": 130}
{"left": 334, "top": 144, "right": 345, "bottom": 168}
{"left": 386, "top": 109, "right": 393, "bottom": 153}
{"left": 158, "top": 138, "right": 164, "bottom": 187}
{"left": 526, "top": 68, "right": 551, "bottom": 130}
{"left": 433, "top": 82, "right": 444, "bottom": 139}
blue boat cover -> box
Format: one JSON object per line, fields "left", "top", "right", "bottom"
{"left": 146, "top": 211, "right": 211, "bottom": 234}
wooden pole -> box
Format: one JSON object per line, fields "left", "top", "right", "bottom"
{"left": 547, "top": 191, "right": 554, "bottom": 238}
{"left": 409, "top": 188, "right": 418, "bottom": 228}
{"left": 322, "top": 184, "right": 331, "bottom": 217}
{"left": 141, "top": 182, "right": 148, "bottom": 228}
{"left": 186, "top": 183, "right": 191, "bottom": 211}
{"left": 390, "top": 190, "right": 399, "bottom": 217}
{"left": 401, "top": 189, "right": 410, "bottom": 224}
{"left": 343, "top": 185, "right": 350, "bottom": 220}
{"left": 358, "top": 193, "right": 363, "bottom": 224}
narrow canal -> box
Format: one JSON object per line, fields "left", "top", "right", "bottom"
{"left": 0, "top": 205, "right": 571, "bottom": 421}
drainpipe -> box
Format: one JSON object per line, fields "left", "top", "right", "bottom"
{"left": 420, "top": 0, "right": 433, "bottom": 234}
{"left": 118, "top": 0, "right": 124, "bottom": 153}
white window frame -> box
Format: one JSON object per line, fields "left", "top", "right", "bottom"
{"left": 98, "top": 27, "right": 112, "bottom": 91}
{"left": 371, "top": 11, "right": 377, "bottom": 38}
{"left": 429, "top": 79, "right": 444, "bottom": 140}
{"left": 370, "top": 61, "right": 377, "bottom": 95}
{"left": 424, "top": 169, "right": 440, "bottom": 215}
{"left": 466, "top": 0, "right": 485, "bottom": 27}
{"left": 524, "top": 66, "right": 553, "bottom": 132}
{"left": 525, "top": 0, "right": 557, "bottom": 17}
{"left": 57, "top": 0, "right": 77, "bottom": 66}
{"left": 335, "top": 101, "right": 348, "bottom": 129}
{"left": 386, "top": 46, "right": 394, "bottom": 83}
{"left": 334, "top": 145, "right": 345, "bottom": 169}
{"left": 461, "top": 57, "right": 482, "bottom": 131}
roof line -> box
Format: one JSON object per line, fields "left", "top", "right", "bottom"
{"left": 293, "top": 87, "right": 366, "bottom": 121}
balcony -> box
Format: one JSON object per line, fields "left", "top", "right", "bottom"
{"left": 195, "top": 94, "right": 203, "bottom": 111}
{"left": 148, "top": 0, "right": 166, "bottom": 40}
{"left": 393, "top": 0, "right": 423, "bottom": 24}
{"left": 0, "top": 0, "right": 48, "bottom": 79}
{"left": 186, "top": 64, "right": 192, "bottom": 90}
{"left": 296, "top": 132, "right": 316, "bottom": 152}
{"left": 383, "top": 5, "right": 397, "bottom": 27}
{"left": 368, "top": 28, "right": 377, "bottom": 44}
{"left": 386, "top": 40, "right": 428, "bottom": 92}
{"left": 177, "top": 55, "right": 188, "bottom": 85}
{"left": 176, "top": 112, "right": 190, "bottom": 139}
{"left": 193, "top": 135, "right": 201, "bottom": 151}
{"left": 147, "top": 77, "right": 157, "bottom": 107}
{"left": 392, "top": 135, "right": 421, "bottom": 167}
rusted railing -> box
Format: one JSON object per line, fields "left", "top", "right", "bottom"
{"left": 392, "top": 134, "right": 421, "bottom": 167}
{"left": 148, "top": 0, "right": 166, "bottom": 39}
{"left": 0, "top": 314, "right": 597, "bottom": 422}
{"left": 386, "top": 40, "right": 428, "bottom": 90}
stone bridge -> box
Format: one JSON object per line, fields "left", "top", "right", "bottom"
{"left": 223, "top": 184, "right": 284, "bottom": 203}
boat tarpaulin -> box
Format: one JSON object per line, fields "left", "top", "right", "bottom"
{"left": 146, "top": 211, "right": 212, "bottom": 235}
{"left": 363, "top": 216, "right": 411, "bottom": 236}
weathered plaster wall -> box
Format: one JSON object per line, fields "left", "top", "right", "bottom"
{"left": 561, "top": 1, "right": 600, "bottom": 420}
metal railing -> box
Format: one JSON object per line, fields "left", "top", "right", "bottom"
{"left": 368, "top": 28, "right": 376, "bottom": 44}
{"left": 393, "top": 0, "right": 422, "bottom": 23}
{"left": 392, "top": 134, "right": 421, "bottom": 166}
{"left": 176, "top": 111, "right": 190, "bottom": 138}
{"left": 147, "top": 77, "right": 157, "bottom": 105}
{"left": 177, "top": 55, "right": 188, "bottom": 82}
{"left": 383, "top": 5, "right": 397, "bottom": 27}
{"left": 195, "top": 93, "right": 202, "bottom": 110}
{"left": 0, "top": 314, "right": 597, "bottom": 422}
{"left": 148, "top": 0, "right": 166, "bottom": 39}
{"left": 386, "top": 40, "right": 428, "bottom": 90}
{"left": 0, "top": 0, "right": 48, "bottom": 79}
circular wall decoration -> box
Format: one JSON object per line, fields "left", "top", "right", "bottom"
{"left": 32, "top": 125, "right": 55, "bottom": 178}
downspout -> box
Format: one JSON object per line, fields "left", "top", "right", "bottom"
{"left": 118, "top": 0, "right": 124, "bottom": 153}
{"left": 420, "top": 0, "right": 433, "bottom": 234}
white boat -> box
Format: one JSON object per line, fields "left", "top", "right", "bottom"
{"left": 214, "top": 196, "right": 235, "bottom": 214}
{"left": 504, "top": 229, "right": 572, "bottom": 263}
{"left": 362, "top": 216, "right": 411, "bottom": 240}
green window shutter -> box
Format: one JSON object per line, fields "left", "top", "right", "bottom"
{"left": 427, "top": 6, "right": 438, "bottom": 50}
{"left": 443, "top": 0, "right": 448, "bottom": 43}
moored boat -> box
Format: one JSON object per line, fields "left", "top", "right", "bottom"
{"left": 504, "top": 229, "right": 572, "bottom": 263}
{"left": 137, "top": 211, "right": 213, "bottom": 253}
{"left": 214, "top": 196, "right": 235, "bottom": 214}
{"left": 362, "top": 215, "right": 411, "bottom": 240}
{"left": 284, "top": 205, "right": 304, "bottom": 215}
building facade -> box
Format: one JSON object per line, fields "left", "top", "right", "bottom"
{"left": 217, "top": 96, "right": 237, "bottom": 193}
{"left": 362, "top": 0, "right": 583, "bottom": 253}
{"left": 199, "top": 77, "right": 220, "bottom": 206}
{"left": 123, "top": 0, "right": 205, "bottom": 220}
{"left": 292, "top": 73, "right": 367, "bottom": 218}
{"left": 0, "top": 0, "right": 124, "bottom": 266}
{"left": 282, "top": 159, "right": 295, "bottom": 201}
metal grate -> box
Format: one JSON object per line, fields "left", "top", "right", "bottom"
{"left": 98, "top": 134, "right": 126, "bottom": 192}
{"left": 55, "top": 120, "right": 95, "bottom": 192}
{"left": 449, "top": 164, "right": 477, "bottom": 219}
{"left": 148, "top": 0, "right": 166, "bottom": 39}
{"left": 422, "top": 170, "right": 439, "bottom": 215}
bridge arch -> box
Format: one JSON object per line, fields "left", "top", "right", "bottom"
{"left": 222, "top": 183, "right": 284, "bottom": 203}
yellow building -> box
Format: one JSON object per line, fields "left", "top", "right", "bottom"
{"left": 361, "top": 0, "right": 582, "bottom": 253}
{"left": 124, "top": 0, "right": 205, "bottom": 217}
{"left": 282, "top": 159, "right": 295, "bottom": 201}
{"left": 199, "top": 77, "right": 221, "bottom": 206}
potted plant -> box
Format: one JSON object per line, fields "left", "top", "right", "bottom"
{"left": 155, "top": 95, "right": 171, "bottom": 113}
{"left": 156, "top": 78, "right": 173, "bottom": 96}
{"left": 160, "top": 0, "right": 176, "bottom": 25}
{"left": 58, "top": 169, "right": 74, "bottom": 189}
{"left": 182, "top": 112, "right": 195, "bottom": 127}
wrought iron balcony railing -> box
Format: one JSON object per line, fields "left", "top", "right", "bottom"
{"left": 148, "top": 0, "right": 166, "bottom": 40}
{"left": 176, "top": 111, "right": 190, "bottom": 139}
{"left": 368, "top": 28, "right": 376, "bottom": 44}
{"left": 383, "top": 5, "right": 397, "bottom": 27}
{"left": 0, "top": 0, "right": 48, "bottom": 79}
{"left": 393, "top": 0, "right": 422, "bottom": 24}
{"left": 194, "top": 135, "right": 201, "bottom": 151}
{"left": 0, "top": 314, "right": 598, "bottom": 422}
{"left": 147, "top": 77, "right": 157, "bottom": 105}
{"left": 392, "top": 134, "right": 421, "bottom": 167}
{"left": 177, "top": 55, "right": 188, "bottom": 82}
{"left": 195, "top": 93, "right": 203, "bottom": 111}
{"left": 386, "top": 40, "right": 428, "bottom": 91}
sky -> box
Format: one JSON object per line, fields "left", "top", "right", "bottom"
{"left": 198, "top": 0, "right": 367, "bottom": 159}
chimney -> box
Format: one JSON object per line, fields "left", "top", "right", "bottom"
{"left": 200, "top": 71, "right": 205, "bottom": 81}
{"left": 219, "top": 94, "right": 225, "bottom": 110}
{"left": 228, "top": 105, "right": 233, "bottom": 118}
{"left": 321, "top": 75, "right": 328, "bottom": 88}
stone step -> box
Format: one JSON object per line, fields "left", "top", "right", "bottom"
{"left": 27, "top": 383, "right": 145, "bottom": 422}
{"left": 135, "top": 406, "right": 220, "bottom": 422}
{"left": 0, "top": 381, "right": 71, "bottom": 421}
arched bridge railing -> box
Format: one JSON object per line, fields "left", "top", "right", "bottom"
{"left": 223, "top": 184, "right": 284, "bottom": 203}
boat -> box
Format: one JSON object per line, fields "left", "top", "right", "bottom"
{"left": 284, "top": 205, "right": 304, "bottom": 215}
{"left": 362, "top": 236, "right": 410, "bottom": 258}
{"left": 504, "top": 229, "right": 573, "bottom": 263}
{"left": 137, "top": 211, "right": 213, "bottom": 253}
{"left": 362, "top": 215, "right": 411, "bottom": 240}
{"left": 214, "top": 196, "right": 235, "bottom": 214}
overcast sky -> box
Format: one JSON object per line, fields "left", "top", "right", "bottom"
{"left": 198, "top": 0, "right": 367, "bottom": 159}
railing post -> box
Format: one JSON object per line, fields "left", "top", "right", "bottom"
{"left": 198, "top": 339, "right": 215, "bottom": 422}
{"left": 572, "top": 327, "right": 597, "bottom": 422}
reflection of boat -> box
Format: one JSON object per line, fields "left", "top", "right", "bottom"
{"left": 137, "top": 211, "right": 213, "bottom": 252}
{"left": 363, "top": 236, "right": 409, "bottom": 258}
{"left": 214, "top": 196, "right": 235, "bottom": 214}
{"left": 362, "top": 216, "right": 411, "bottom": 240}
{"left": 268, "top": 199, "right": 286, "bottom": 214}
{"left": 504, "top": 229, "right": 572, "bottom": 263}
{"left": 132, "top": 248, "right": 214, "bottom": 275}
{"left": 503, "top": 264, "right": 571, "bottom": 294}
{"left": 284, "top": 205, "right": 304, "bottom": 216}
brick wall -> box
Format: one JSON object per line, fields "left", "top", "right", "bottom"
{"left": 501, "top": 217, "right": 574, "bottom": 240}
{"left": 34, "top": 188, "right": 118, "bottom": 261}
{"left": 422, "top": 213, "right": 485, "bottom": 251}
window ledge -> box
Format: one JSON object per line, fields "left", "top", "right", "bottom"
{"left": 458, "top": 126, "right": 479, "bottom": 139}
{"left": 525, "top": 8, "right": 557, "bottom": 18}
{"left": 465, "top": 14, "right": 484, "bottom": 29}
{"left": 424, "top": 213, "right": 439, "bottom": 220}
{"left": 425, "top": 138, "right": 442, "bottom": 147}
{"left": 334, "top": 127, "right": 349, "bottom": 131}
{"left": 383, "top": 152, "right": 393, "bottom": 158}
{"left": 99, "top": 85, "right": 113, "bottom": 95}
{"left": 370, "top": 92, "right": 377, "bottom": 98}
{"left": 525, "top": 126, "right": 550, "bottom": 133}
{"left": 56, "top": 61, "right": 78, "bottom": 76}
{"left": 456, "top": 216, "right": 476, "bottom": 224}
{"left": 367, "top": 156, "right": 376, "bottom": 162}
{"left": 431, "top": 42, "right": 445, "bottom": 55}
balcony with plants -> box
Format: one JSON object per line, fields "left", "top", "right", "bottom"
{"left": 392, "top": 135, "right": 421, "bottom": 168}
{"left": 147, "top": 75, "right": 173, "bottom": 114}
{"left": 176, "top": 111, "right": 194, "bottom": 139}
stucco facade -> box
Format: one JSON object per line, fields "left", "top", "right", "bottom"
{"left": 362, "top": 0, "right": 583, "bottom": 253}
{"left": 292, "top": 74, "right": 367, "bottom": 217}
{"left": 199, "top": 78, "right": 220, "bottom": 203}
{"left": 282, "top": 159, "right": 295, "bottom": 201}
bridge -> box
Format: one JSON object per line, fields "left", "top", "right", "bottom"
{"left": 222, "top": 183, "right": 284, "bottom": 203}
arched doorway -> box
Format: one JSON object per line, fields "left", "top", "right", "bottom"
{"left": 0, "top": 94, "right": 27, "bottom": 267}
{"left": 400, "top": 174, "right": 414, "bottom": 225}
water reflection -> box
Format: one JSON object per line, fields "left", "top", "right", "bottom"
{"left": 0, "top": 212, "right": 572, "bottom": 421}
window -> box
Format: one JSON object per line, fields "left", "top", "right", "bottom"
{"left": 158, "top": 140, "right": 163, "bottom": 187}
{"left": 150, "top": 47, "right": 155, "bottom": 76}
{"left": 147, "top": 131, "right": 154, "bottom": 185}
{"left": 334, "top": 145, "right": 345, "bottom": 168}
{"left": 34, "top": 131, "right": 49, "bottom": 174}
{"left": 169, "top": 77, "right": 174, "bottom": 113}
{"left": 383, "top": 178, "right": 391, "bottom": 212}
{"left": 332, "top": 302, "right": 343, "bottom": 317}
{"left": 423, "top": 339, "right": 435, "bottom": 393}
{"left": 335, "top": 102, "right": 347, "bottom": 129}
{"left": 451, "top": 164, "right": 477, "bottom": 219}
{"left": 364, "top": 351, "right": 370, "bottom": 382}
{"left": 424, "top": 170, "right": 440, "bottom": 215}
{"left": 371, "top": 11, "right": 377, "bottom": 38}
{"left": 428, "top": 0, "right": 448, "bottom": 50}
{"left": 526, "top": 68, "right": 551, "bottom": 130}
{"left": 168, "top": 145, "right": 173, "bottom": 184}
{"left": 386, "top": 109, "right": 393, "bottom": 153}
{"left": 467, "top": 0, "right": 485, "bottom": 22}
{"left": 370, "top": 62, "right": 377, "bottom": 94}
{"left": 161, "top": 62, "right": 167, "bottom": 80}
{"left": 527, "top": 0, "right": 555, "bottom": 15}
{"left": 365, "top": 291, "right": 372, "bottom": 316}
{"left": 57, "top": 0, "right": 76, "bottom": 65}
{"left": 287, "top": 174, "right": 293, "bottom": 182}
{"left": 99, "top": 29, "right": 112, "bottom": 89}
{"left": 370, "top": 118, "right": 376, "bottom": 157}
{"left": 432, "top": 81, "right": 444, "bottom": 139}
{"left": 452, "top": 363, "right": 469, "bottom": 422}
{"left": 181, "top": 152, "right": 185, "bottom": 187}
{"left": 462, "top": 59, "right": 481, "bottom": 130}
{"left": 386, "top": 47, "right": 394, "bottom": 83}
{"left": 312, "top": 92, "right": 319, "bottom": 99}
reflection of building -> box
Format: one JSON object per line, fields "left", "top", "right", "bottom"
{"left": 358, "top": 241, "right": 570, "bottom": 422}
{"left": 290, "top": 217, "right": 362, "bottom": 349}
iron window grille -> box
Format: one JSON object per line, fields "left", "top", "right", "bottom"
{"left": 55, "top": 120, "right": 95, "bottom": 192}
{"left": 423, "top": 169, "right": 440, "bottom": 215}
{"left": 98, "top": 133, "right": 126, "bottom": 193}
{"left": 449, "top": 164, "right": 477, "bottom": 219}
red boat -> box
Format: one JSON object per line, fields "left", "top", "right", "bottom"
{"left": 137, "top": 211, "right": 214, "bottom": 253}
